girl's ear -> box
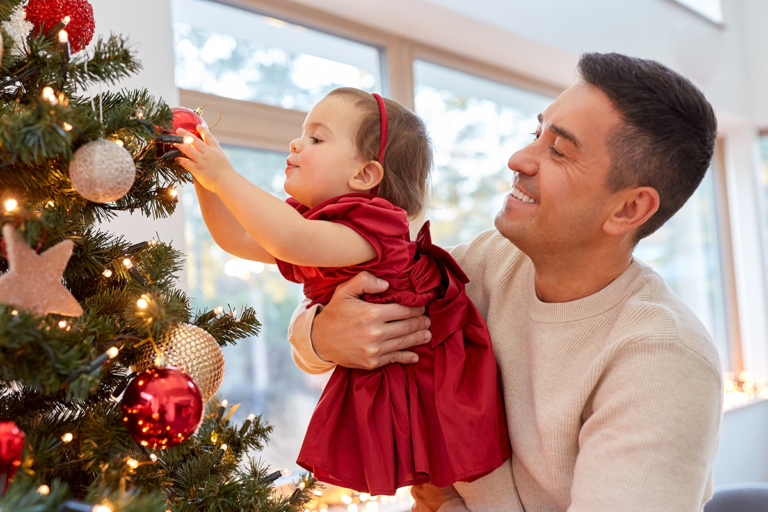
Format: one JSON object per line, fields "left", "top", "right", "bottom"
{"left": 349, "top": 161, "right": 384, "bottom": 192}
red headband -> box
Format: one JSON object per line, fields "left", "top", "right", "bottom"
{"left": 371, "top": 93, "right": 387, "bottom": 196}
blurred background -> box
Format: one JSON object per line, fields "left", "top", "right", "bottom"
{"left": 90, "top": 0, "right": 768, "bottom": 509}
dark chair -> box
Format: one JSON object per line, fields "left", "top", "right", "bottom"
{"left": 704, "top": 483, "right": 768, "bottom": 512}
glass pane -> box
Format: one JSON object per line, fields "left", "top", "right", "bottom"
{"left": 634, "top": 168, "right": 729, "bottom": 369}
{"left": 171, "top": 0, "right": 382, "bottom": 111}
{"left": 413, "top": 60, "right": 553, "bottom": 247}
{"left": 182, "top": 145, "right": 326, "bottom": 480}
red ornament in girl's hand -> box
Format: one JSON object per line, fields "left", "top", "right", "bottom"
{"left": 0, "top": 422, "right": 25, "bottom": 493}
{"left": 25, "top": 0, "right": 95, "bottom": 54}
{"left": 121, "top": 367, "right": 204, "bottom": 449}
{"left": 171, "top": 107, "right": 208, "bottom": 135}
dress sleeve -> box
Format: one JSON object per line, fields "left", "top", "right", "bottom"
{"left": 567, "top": 338, "right": 722, "bottom": 512}
{"left": 308, "top": 196, "right": 410, "bottom": 271}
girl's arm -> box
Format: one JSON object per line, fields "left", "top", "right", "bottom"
{"left": 193, "top": 180, "right": 276, "bottom": 263}
{"left": 175, "top": 127, "right": 377, "bottom": 268}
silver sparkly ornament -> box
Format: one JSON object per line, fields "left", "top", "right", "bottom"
{"left": 69, "top": 139, "right": 136, "bottom": 203}
{"left": 1, "top": 5, "right": 32, "bottom": 56}
{"left": 133, "top": 324, "right": 225, "bottom": 402}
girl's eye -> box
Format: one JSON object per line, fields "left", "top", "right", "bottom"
{"left": 310, "top": 137, "right": 320, "bottom": 144}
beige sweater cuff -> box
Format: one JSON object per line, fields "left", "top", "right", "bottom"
{"left": 437, "top": 497, "right": 470, "bottom": 512}
{"left": 288, "top": 300, "right": 336, "bottom": 375}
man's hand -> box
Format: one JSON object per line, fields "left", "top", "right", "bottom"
{"left": 411, "top": 483, "right": 464, "bottom": 512}
{"left": 311, "top": 271, "right": 432, "bottom": 369}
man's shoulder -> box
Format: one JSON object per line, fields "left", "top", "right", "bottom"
{"left": 449, "top": 229, "right": 526, "bottom": 275}
{"left": 611, "top": 259, "right": 722, "bottom": 378}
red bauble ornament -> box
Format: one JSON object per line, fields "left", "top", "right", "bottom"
{"left": 0, "top": 422, "right": 25, "bottom": 493}
{"left": 121, "top": 367, "right": 204, "bottom": 449}
{"left": 25, "top": 0, "right": 95, "bottom": 54}
{"left": 156, "top": 107, "right": 209, "bottom": 157}
{"left": 172, "top": 107, "right": 208, "bottom": 135}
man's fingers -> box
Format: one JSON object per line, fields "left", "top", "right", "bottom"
{"left": 334, "top": 271, "right": 389, "bottom": 300}
{"left": 380, "top": 302, "right": 427, "bottom": 323}
{"left": 382, "top": 315, "right": 431, "bottom": 343}
{"left": 378, "top": 350, "right": 420, "bottom": 367}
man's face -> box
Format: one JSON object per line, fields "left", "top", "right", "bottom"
{"left": 494, "top": 82, "right": 625, "bottom": 259}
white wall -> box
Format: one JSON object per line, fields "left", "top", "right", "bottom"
{"left": 88, "top": 0, "right": 187, "bottom": 289}
{"left": 90, "top": 0, "right": 768, "bottom": 489}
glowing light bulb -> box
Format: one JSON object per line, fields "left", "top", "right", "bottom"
{"left": 137, "top": 298, "right": 148, "bottom": 309}
{"left": 47, "top": 201, "right": 55, "bottom": 207}
{"left": 127, "top": 458, "right": 139, "bottom": 469}
{"left": 314, "top": 490, "right": 323, "bottom": 496}
{"left": 42, "top": 87, "right": 54, "bottom": 100}
{"left": 183, "top": 136, "right": 194, "bottom": 145}
{"left": 280, "top": 468, "right": 291, "bottom": 478}
{"left": 221, "top": 399, "right": 228, "bottom": 407}
{"left": 11, "top": 310, "right": 18, "bottom": 316}
{"left": 247, "top": 414, "right": 255, "bottom": 421}
{"left": 219, "top": 443, "right": 228, "bottom": 452}
{"left": 149, "top": 454, "right": 158, "bottom": 462}
{"left": 169, "top": 188, "right": 178, "bottom": 198}
{"left": 37, "top": 485, "right": 50, "bottom": 495}
{"left": 63, "top": 16, "right": 70, "bottom": 23}
{"left": 102, "top": 269, "right": 113, "bottom": 278}
{"left": 114, "top": 139, "right": 124, "bottom": 147}
{"left": 4, "top": 199, "right": 18, "bottom": 211}
{"left": 361, "top": 493, "right": 370, "bottom": 501}
{"left": 341, "top": 495, "right": 352, "bottom": 504}
{"left": 63, "top": 122, "right": 72, "bottom": 131}
{"left": 58, "top": 30, "right": 68, "bottom": 43}
{"left": 61, "top": 433, "right": 73, "bottom": 443}
{"left": 348, "top": 504, "right": 358, "bottom": 512}
{"left": 92, "top": 506, "right": 112, "bottom": 512}
{"left": 214, "top": 306, "right": 224, "bottom": 315}
{"left": 122, "top": 258, "right": 133, "bottom": 269}
{"left": 58, "top": 320, "right": 67, "bottom": 328}
{"left": 106, "top": 347, "right": 119, "bottom": 359}
{"left": 148, "top": 239, "right": 158, "bottom": 246}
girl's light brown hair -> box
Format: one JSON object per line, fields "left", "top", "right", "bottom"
{"left": 326, "top": 88, "right": 432, "bottom": 218}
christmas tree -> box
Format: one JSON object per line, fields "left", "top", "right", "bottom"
{"left": 0, "top": 0, "right": 317, "bottom": 509}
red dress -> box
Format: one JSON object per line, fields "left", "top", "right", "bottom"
{"left": 276, "top": 193, "right": 511, "bottom": 496}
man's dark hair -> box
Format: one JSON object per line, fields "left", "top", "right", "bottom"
{"left": 578, "top": 52, "right": 717, "bottom": 242}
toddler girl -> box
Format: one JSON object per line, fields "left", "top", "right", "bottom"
{"left": 175, "top": 88, "right": 510, "bottom": 496}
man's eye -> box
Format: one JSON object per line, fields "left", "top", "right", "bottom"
{"left": 531, "top": 131, "right": 540, "bottom": 141}
{"left": 550, "top": 146, "right": 563, "bottom": 157}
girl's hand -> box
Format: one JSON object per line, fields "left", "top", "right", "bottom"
{"left": 174, "top": 126, "right": 235, "bottom": 193}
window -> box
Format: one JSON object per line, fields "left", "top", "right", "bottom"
{"left": 181, "top": 146, "right": 325, "bottom": 474}
{"left": 413, "top": 60, "right": 553, "bottom": 247}
{"left": 672, "top": 0, "right": 723, "bottom": 23}
{"left": 172, "top": 0, "right": 383, "bottom": 111}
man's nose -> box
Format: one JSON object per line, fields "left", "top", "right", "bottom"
{"left": 507, "top": 144, "right": 539, "bottom": 177}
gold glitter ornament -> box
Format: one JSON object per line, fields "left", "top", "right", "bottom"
{"left": 69, "top": 139, "right": 136, "bottom": 203}
{"left": 134, "top": 324, "right": 225, "bottom": 402}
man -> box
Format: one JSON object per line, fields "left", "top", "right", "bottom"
{"left": 288, "top": 53, "right": 723, "bottom": 511}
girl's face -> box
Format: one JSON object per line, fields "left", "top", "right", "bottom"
{"left": 285, "top": 95, "right": 366, "bottom": 208}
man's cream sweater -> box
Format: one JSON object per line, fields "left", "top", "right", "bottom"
{"left": 289, "top": 230, "right": 723, "bottom": 512}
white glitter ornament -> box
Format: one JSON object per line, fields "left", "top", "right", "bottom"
{"left": 1, "top": 5, "right": 33, "bottom": 56}
{"left": 69, "top": 139, "right": 136, "bottom": 203}
{"left": 133, "top": 324, "right": 225, "bottom": 402}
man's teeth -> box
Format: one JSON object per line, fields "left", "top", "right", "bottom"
{"left": 511, "top": 186, "right": 537, "bottom": 203}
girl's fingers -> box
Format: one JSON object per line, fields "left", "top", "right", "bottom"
{"left": 197, "top": 125, "right": 220, "bottom": 149}
{"left": 174, "top": 140, "right": 203, "bottom": 162}
{"left": 175, "top": 128, "right": 206, "bottom": 153}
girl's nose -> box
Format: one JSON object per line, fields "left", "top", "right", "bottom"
{"left": 290, "top": 138, "right": 300, "bottom": 153}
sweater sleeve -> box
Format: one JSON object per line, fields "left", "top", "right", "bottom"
{"left": 288, "top": 300, "right": 336, "bottom": 375}
{"left": 567, "top": 338, "right": 723, "bottom": 512}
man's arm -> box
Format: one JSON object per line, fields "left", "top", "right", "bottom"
{"left": 568, "top": 339, "right": 722, "bottom": 512}
{"left": 289, "top": 272, "right": 432, "bottom": 371}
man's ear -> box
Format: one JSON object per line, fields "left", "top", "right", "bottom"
{"left": 603, "top": 186, "right": 660, "bottom": 237}
{"left": 349, "top": 161, "right": 384, "bottom": 192}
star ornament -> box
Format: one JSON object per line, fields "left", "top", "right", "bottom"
{"left": 0, "top": 224, "right": 83, "bottom": 317}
